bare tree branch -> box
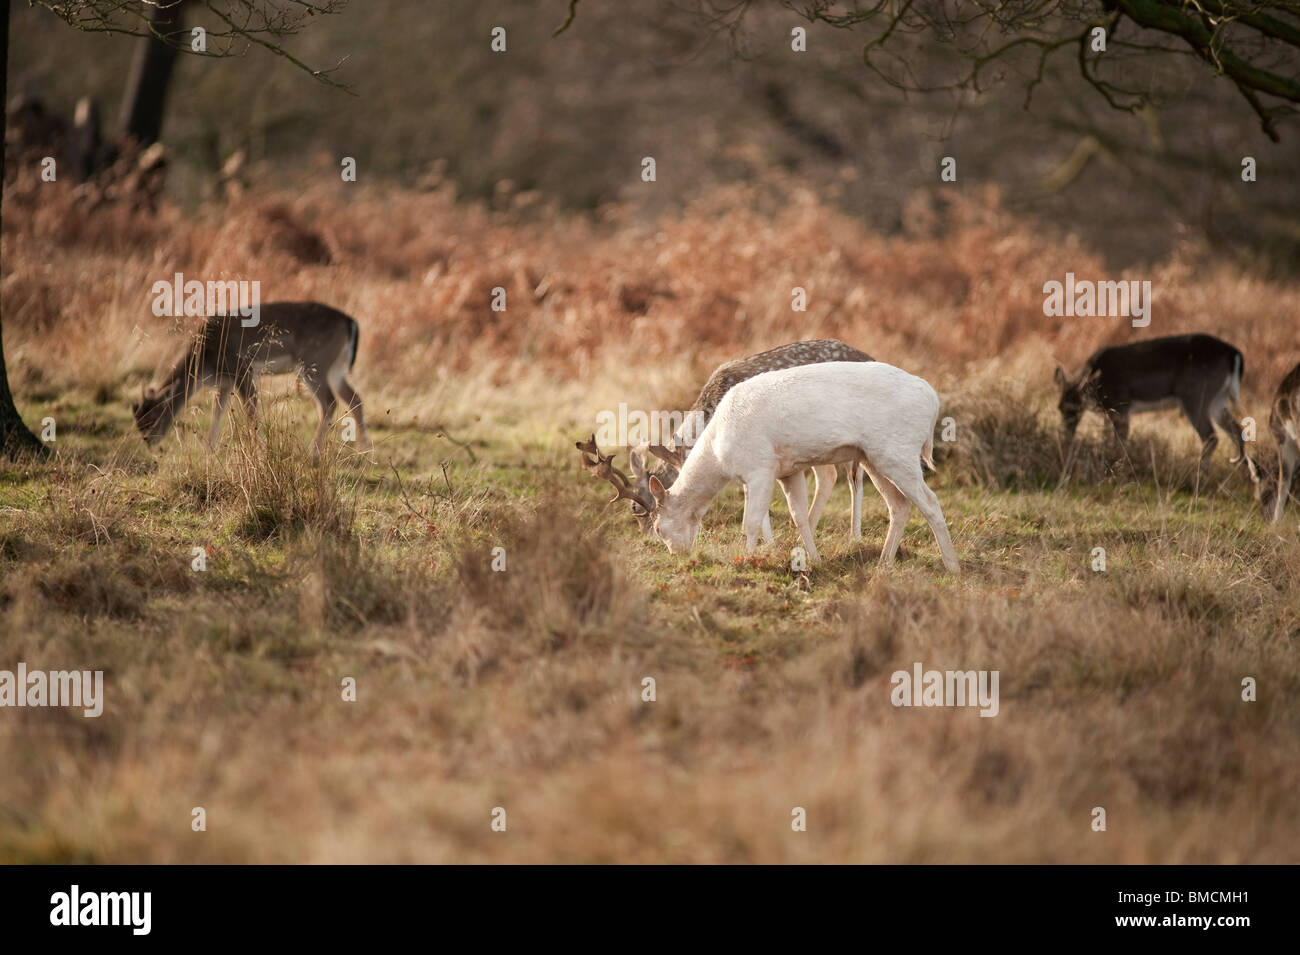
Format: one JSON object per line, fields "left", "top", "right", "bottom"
{"left": 36, "top": 0, "right": 352, "bottom": 90}
{"left": 551, "top": 1, "right": 1300, "bottom": 139}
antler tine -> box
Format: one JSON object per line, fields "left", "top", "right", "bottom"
{"left": 575, "top": 434, "right": 654, "bottom": 510}
{"left": 575, "top": 433, "right": 611, "bottom": 470}
{"left": 576, "top": 434, "right": 633, "bottom": 495}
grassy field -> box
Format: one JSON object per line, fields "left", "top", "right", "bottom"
{"left": 1, "top": 171, "right": 1298, "bottom": 863}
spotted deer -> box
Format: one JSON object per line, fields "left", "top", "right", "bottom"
{"left": 1054, "top": 333, "right": 1246, "bottom": 463}
{"left": 1247, "top": 361, "right": 1300, "bottom": 523}
{"left": 585, "top": 361, "right": 959, "bottom": 572}
{"left": 132, "top": 301, "right": 370, "bottom": 454}
{"left": 583, "top": 339, "right": 874, "bottom": 542}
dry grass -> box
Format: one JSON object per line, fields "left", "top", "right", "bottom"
{"left": 1, "top": 171, "right": 1298, "bottom": 863}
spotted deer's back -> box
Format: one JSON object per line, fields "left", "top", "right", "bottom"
{"left": 692, "top": 339, "right": 873, "bottom": 422}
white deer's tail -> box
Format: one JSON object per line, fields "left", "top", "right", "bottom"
{"left": 1230, "top": 351, "right": 1243, "bottom": 404}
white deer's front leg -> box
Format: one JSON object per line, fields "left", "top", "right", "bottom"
{"left": 745, "top": 483, "right": 775, "bottom": 544}
{"left": 778, "top": 472, "right": 819, "bottom": 563}
{"left": 741, "top": 473, "right": 776, "bottom": 553}
{"left": 807, "top": 464, "right": 837, "bottom": 532}
{"left": 850, "top": 463, "right": 864, "bottom": 541}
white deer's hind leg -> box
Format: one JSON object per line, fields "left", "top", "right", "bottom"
{"left": 778, "top": 471, "right": 819, "bottom": 563}
{"left": 882, "top": 457, "right": 960, "bottom": 573}
{"left": 208, "top": 382, "right": 233, "bottom": 449}
{"left": 807, "top": 464, "right": 837, "bottom": 532}
{"left": 741, "top": 473, "right": 776, "bottom": 554}
{"left": 863, "top": 461, "right": 911, "bottom": 564}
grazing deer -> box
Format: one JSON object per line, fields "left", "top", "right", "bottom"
{"left": 1054, "top": 333, "right": 1246, "bottom": 464}
{"left": 586, "top": 339, "right": 874, "bottom": 541}
{"left": 667, "top": 339, "right": 876, "bottom": 451}
{"left": 132, "top": 301, "right": 370, "bottom": 454}
{"left": 1246, "top": 361, "right": 1300, "bottom": 523}
{"left": 586, "top": 361, "right": 959, "bottom": 572}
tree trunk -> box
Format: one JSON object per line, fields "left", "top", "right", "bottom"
{"left": 0, "top": 0, "right": 49, "bottom": 459}
{"left": 118, "top": 0, "right": 188, "bottom": 145}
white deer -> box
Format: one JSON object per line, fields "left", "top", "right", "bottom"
{"left": 642, "top": 361, "right": 960, "bottom": 572}
{"left": 579, "top": 339, "right": 873, "bottom": 542}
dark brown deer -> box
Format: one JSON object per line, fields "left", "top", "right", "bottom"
{"left": 1247, "top": 361, "right": 1300, "bottom": 523}
{"left": 132, "top": 301, "right": 370, "bottom": 454}
{"left": 1054, "top": 334, "right": 1246, "bottom": 464}
{"left": 580, "top": 339, "right": 874, "bottom": 540}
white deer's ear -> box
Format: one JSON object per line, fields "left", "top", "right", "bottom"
{"left": 649, "top": 475, "right": 668, "bottom": 504}
{"left": 1053, "top": 366, "right": 1067, "bottom": 390}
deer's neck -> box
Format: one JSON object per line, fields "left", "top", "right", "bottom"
{"left": 160, "top": 351, "right": 204, "bottom": 413}
{"left": 671, "top": 435, "right": 730, "bottom": 519}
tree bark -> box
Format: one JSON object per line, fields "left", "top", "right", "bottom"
{"left": 118, "top": 0, "right": 189, "bottom": 145}
{"left": 0, "top": 0, "right": 49, "bottom": 459}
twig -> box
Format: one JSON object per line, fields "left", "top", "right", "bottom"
{"left": 388, "top": 463, "right": 424, "bottom": 519}
{"left": 434, "top": 426, "right": 478, "bottom": 463}
{"left": 388, "top": 422, "right": 478, "bottom": 463}
{"left": 553, "top": 0, "right": 580, "bottom": 37}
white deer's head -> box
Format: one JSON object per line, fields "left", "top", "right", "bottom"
{"left": 646, "top": 473, "right": 700, "bottom": 554}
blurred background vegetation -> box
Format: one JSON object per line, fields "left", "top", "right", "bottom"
{"left": 8, "top": 0, "right": 1299, "bottom": 272}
